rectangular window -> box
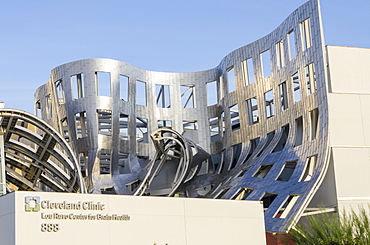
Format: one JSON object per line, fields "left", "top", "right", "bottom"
{"left": 158, "top": 120, "right": 172, "bottom": 129}
{"left": 292, "top": 72, "right": 301, "bottom": 102}
{"left": 241, "top": 58, "right": 255, "bottom": 85}
{"left": 232, "top": 188, "right": 253, "bottom": 200}
{"left": 246, "top": 97, "right": 259, "bottom": 125}
{"left": 276, "top": 161, "right": 297, "bottom": 181}
{"left": 300, "top": 155, "right": 317, "bottom": 181}
{"left": 229, "top": 143, "right": 242, "bottom": 170}
{"left": 35, "top": 100, "right": 42, "bottom": 118}
{"left": 119, "top": 114, "right": 129, "bottom": 140}
{"left": 264, "top": 90, "right": 274, "bottom": 118}
{"left": 221, "top": 111, "right": 225, "bottom": 136}
{"left": 261, "top": 49, "right": 271, "bottom": 78}
{"left": 96, "top": 72, "right": 111, "bottom": 97}
{"left": 70, "top": 74, "right": 84, "bottom": 100}
{"left": 229, "top": 104, "right": 240, "bottom": 131}
{"left": 274, "top": 195, "right": 300, "bottom": 218}
{"left": 99, "top": 149, "right": 111, "bottom": 174}
{"left": 276, "top": 41, "right": 285, "bottom": 68}
{"left": 136, "top": 81, "right": 147, "bottom": 106}
{"left": 305, "top": 63, "right": 316, "bottom": 94}
{"left": 279, "top": 82, "right": 288, "bottom": 111}
{"left": 46, "top": 95, "right": 52, "bottom": 119}
{"left": 219, "top": 75, "right": 224, "bottom": 99}
{"left": 207, "top": 81, "right": 218, "bottom": 106}
{"left": 288, "top": 30, "right": 296, "bottom": 60}
{"left": 55, "top": 80, "right": 64, "bottom": 105}
{"left": 294, "top": 116, "right": 303, "bottom": 147}
{"left": 310, "top": 108, "right": 319, "bottom": 140}
{"left": 209, "top": 117, "right": 219, "bottom": 142}
{"left": 253, "top": 163, "right": 274, "bottom": 178}
{"left": 97, "top": 109, "right": 112, "bottom": 135}
{"left": 181, "top": 85, "right": 195, "bottom": 108}
{"left": 261, "top": 192, "right": 278, "bottom": 209}
{"left": 183, "top": 120, "right": 198, "bottom": 130}
{"left": 227, "top": 66, "right": 236, "bottom": 92}
{"left": 120, "top": 75, "right": 129, "bottom": 101}
{"left": 61, "top": 118, "right": 69, "bottom": 142}
{"left": 75, "top": 112, "right": 87, "bottom": 139}
{"left": 300, "top": 18, "right": 312, "bottom": 50}
{"left": 136, "top": 117, "right": 148, "bottom": 142}
{"left": 156, "top": 84, "right": 171, "bottom": 108}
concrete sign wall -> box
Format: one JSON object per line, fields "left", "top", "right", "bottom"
{"left": 0, "top": 191, "right": 266, "bottom": 245}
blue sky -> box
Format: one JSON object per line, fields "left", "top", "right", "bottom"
{"left": 0, "top": 0, "right": 369, "bottom": 113}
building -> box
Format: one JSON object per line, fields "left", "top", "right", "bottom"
{"left": 30, "top": 0, "right": 370, "bottom": 236}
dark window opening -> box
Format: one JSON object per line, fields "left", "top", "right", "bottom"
{"left": 276, "top": 161, "right": 297, "bottom": 181}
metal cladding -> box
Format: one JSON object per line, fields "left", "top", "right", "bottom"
{"left": 34, "top": 0, "right": 328, "bottom": 232}
{"left": 0, "top": 109, "right": 85, "bottom": 193}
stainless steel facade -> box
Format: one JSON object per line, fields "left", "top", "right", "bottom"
{"left": 34, "top": 0, "right": 329, "bottom": 232}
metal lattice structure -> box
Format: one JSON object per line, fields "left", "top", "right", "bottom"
{"left": 0, "top": 109, "right": 85, "bottom": 193}
{"left": 34, "top": 0, "right": 329, "bottom": 232}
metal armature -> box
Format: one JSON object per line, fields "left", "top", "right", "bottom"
{"left": 0, "top": 109, "right": 85, "bottom": 194}
{"left": 134, "top": 128, "right": 210, "bottom": 197}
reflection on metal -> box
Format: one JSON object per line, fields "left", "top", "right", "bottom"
{"left": 34, "top": 0, "right": 329, "bottom": 232}
{"left": 134, "top": 128, "right": 210, "bottom": 196}
{"left": 0, "top": 109, "right": 85, "bottom": 193}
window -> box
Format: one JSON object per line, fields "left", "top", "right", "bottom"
{"left": 55, "top": 80, "right": 64, "bottom": 105}
{"left": 274, "top": 195, "right": 300, "bottom": 218}
{"left": 276, "top": 41, "right": 285, "bottom": 68}
{"left": 183, "top": 120, "right": 197, "bottom": 130}
{"left": 241, "top": 58, "right": 255, "bottom": 85}
{"left": 97, "top": 109, "right": 112, "bottom": 135}
{"left": 126, "top": 179, "right": 141, "bottom": 192}
{"left": 156, "top": 84, "right": 170, "bottom": 108}
{"left": 209, "top": 117, "right": 219, "bottom": 142}
{"left": 256, "top": 131, "right": 275, "bottom": 157}
{"left": 253, "top": 164, "right": 274, "bottom": 178}
{"left": 158, "top": 120, "right": 172, "bottom": 129}
{"left": 119, "top": 114, "right": 129, "bottom": 140}
{"left": 272, "top": 124, "right": 289, "bottom": 152}
{"left": 264, "top": 90, "right": 274, "bottom": 118}
{"left": 46, "top": 95, "right": 52, "bottom": 119}
{"left": 276, "top": 161, "right": 297, "bottom": 181}
{"left": 244, "top": 137, "right": 260, "bottom": 163}
{"left": 221, "top": 111, "right": 225, "bottom": 136}
{"left": 294, "top": 116, "right": 303, "bottom": 147}
{"left": 229, "top": 104, "right": 240, "bottom": 131}
{"left": 71, "top": 74, "right": 84, "bottom": 100}
{"left": 261, "top": 49, "right": 271, "bottom": 78}
{"left": 99, "top": 149, "right": 111, "bottom": 174}
{"left": 136, "top": 81, "right": 147, "bottom": 106}
{"left": 246, "top": 97, "right": 259, "bottom": 125}
{"left": 120, "top": 75, "right": 129, "bottom": 101}
{"left": 232, "top": 188, "right": 253, "bottom": 200}
{"left": 35, "top": 100, "right": 41, "bottom": 118}
{"left": 75, "top": 112, "right": 87, "bottom": 139}
{"left": 292, "top": 72, "right": 301, "bottom": 103}
{"left": 229, "top": 143, "right": 242, "bottom": 170}
{"left": 219, "top": 75, "right": 224, "bottom": 99}
{"left": 211, "top": 153, "right": 221, "bottom": 172}
{"left": 279, "top": 82, "right": 288, "bottom": 111}
{"left": 288, "top": 30, "right": 296, "bottom": 60}
{"left": 207, "top": 81, "right": 218, "bottom": 106}
{"left": 261, "top": 192, "right": 278, "bottom": 209}
{"left": 310, "top": 108, "right": 319, "bottom": 140}
{"left": 61, "top": 118, "right": 69, "bottom": 142}
{"left": 181, "top": 85, "right": 195, "bottom": 108}
{"left": 96, "top": 72, "right": 111, "bottom": 97}
{"left": 215, "top": 187, "right": 231, "bottom": 199}
{"left": 227, "top": 66, "right": 236, "bottom": 92}
{"left": 300, "top": 18, "right": 312, "bottom": 50}
{"left": 136, "top": 118, "right": 148, "bottom": 142}
{"left": 300, "top": 155, "right": 317, "bottom": 181}
{"left": 305, "top": 63, "right": 316, "bottom": 94}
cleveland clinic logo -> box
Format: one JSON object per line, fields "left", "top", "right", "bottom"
{"left": 25, "top": 196, "right": 41, "bottom": 212}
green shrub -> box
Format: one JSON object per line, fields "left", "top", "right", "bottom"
{"left": 285, "top": 207, "right": 370, "bottom": 245}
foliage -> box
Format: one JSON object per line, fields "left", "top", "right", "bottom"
{"left": 284, "top": 207, "right": 370, "bottom": 245}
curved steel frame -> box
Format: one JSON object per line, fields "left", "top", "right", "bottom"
{"left": 0, "top": 109, "right": 85, "bottom": 193}
{"left": 35, "top": 0, "right": 328, "bottom": 232}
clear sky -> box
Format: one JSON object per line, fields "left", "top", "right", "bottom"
{"left": 0, "top": 0, "right": 369, "bottom": 113}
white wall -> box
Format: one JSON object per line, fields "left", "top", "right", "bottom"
{"left": 0, "top": 191, "right": 266, "bottom": 245}
{"left": 327, "top": 45, "right": 370, "bottom": 212}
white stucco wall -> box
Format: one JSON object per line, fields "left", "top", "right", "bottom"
{"left": 0, "top": 191, "right": 266, "bottom": 245}
{"left": 327, "top": 45, "right": 370, "bottom": 212}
